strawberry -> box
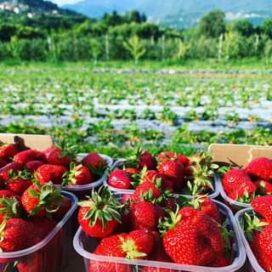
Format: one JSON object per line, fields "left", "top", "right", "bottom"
{"left": 21, "top": 183, "right": 64, "bottom": 217}
{"left": 35, "top": 164, "right": 67, "bottom": 185}
{"left": 17, "top": 252, "right": 43, "bottom": 272}
{"left": 25, "top": 160, "right": 44, "bottom": 172}
{"left": 90, "top": 229, "right": 154, "bottom": 272}
{"left": 190, "top": 196, "right": 221, "bottom": 223}
{"left": 0, "top": 144, "right": 18, "bottom": 160}
{"left": 222, "top": 168, "right": 255, "bottom": 197}
{"left": 157, "top": 151, "right": 190, "bottom": 167}
{"left": 256, "top": 180, "right": 272, "bottom": 195}
{"left": 245, "top": 157, "right": 272, "bottom": 181}
{"left": 89, "top": 233, "right": 131, "bottom": 272}
{"left": 130, "top": 181, "right": 162, "bottom": 203}
{"left": 251, "top": 223, "right": 272, "bottom": 271}
{"left": 160, "top": 207, "right": 224, "bottom": 265}
{"left": 228, "top": 180, "right": 256, "bottom": 202}
{"left": 0, "top": 218, "right": 35, "bottom": 251}
{"left": 63, "top": 163, "right": 94, "bottom": 186}
{"left": 158, "top": 160, "right": 185, "bottom": 191}
{"left": 43, "top": 145, "right": 71, "bottom": 166}
{"left": 13, "top": 149, "right": 46, "bottom": 165}
{"left": 78, "top": 187, "right": 123, "bottom": 238}
{"left": 108, "top": 169, "right": 132, "bottom": 189}
{"left": 251, "top": 196, "right": 272, "bottom": 223}
{"left": 129, "top": 201, "right": 165, "bottom": 231}
{"left": 82, "top": 152, "right": 107, "bottom": 175}
{"left": 210, "top": 254, "right": 230, "bottom": 267}
{"left": 6, "top": 169, "right": 33, "bottom": 195}
{"left": 139, "top": 151, "right": 156, "bottom": 170}
{"left": 52, "top": 196, "right": 71, "bottom": 221}
{"left": 0, "top": 162, "right": 23, "bottom": 182}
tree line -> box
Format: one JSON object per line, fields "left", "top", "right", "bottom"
{"left": 0, "top": 9, "right": 272, "bottom": 62}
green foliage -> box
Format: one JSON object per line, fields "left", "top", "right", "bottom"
{"left": 199, "top": 10, "right": 226, "bottom": 38}
{"left": 123, "top": 35, "right": 146, "bottom": 64}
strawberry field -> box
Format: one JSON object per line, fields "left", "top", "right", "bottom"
{"left": 0, "top": 64, "right": 271, "bottom": 157}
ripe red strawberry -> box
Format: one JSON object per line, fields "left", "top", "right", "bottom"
{"left": 210, "top": 254, "right": 230, "bottom": 267}
{"left": 158, "top": 160, "right": 185, "bottom": 191}
{"left": 139, "top": 151, "right": 156, "bottom": 170}
{"left": 25, "top": 160, "right": 44, "bottom": 172}
{"left": 21, "top": 183, "right": 64, "bottom": 217}
{"left": 35, "top": 164, "right": 67, "bottom": 185}
{"left": 89, "top": 233, "right": 131, "bottom": 272}
{"left": 13, "top": 149, "right": 46, "bottom": 165}
{"left": 191, "top": 196, "right": 221, "bottom": 223}
{"left": 17, "top": 252, "right": 43, "bottom": 272}
{"left": 0, "top": 162, "right": 23, "bottom": 182}
{"left": 228, "top": 180, "right": 256, "bottom": 202}
{"left": 6, "top": 177, "right": 32, "bottom": 196}
{"left": 82, "top": 152, "right": 107, "bottom": 174}
{"left": 52, "top": 196, "right": 71, "bottom": 221}
{"left": 161, "top": 207, "right": 224, "bottom": 265}
{"left": 0, "top": 218, "right": 35, "bottom": 251}
{"left": 130, "top": 181, "right": 162, "bottom": 203}
{"left": 78, "top": 187, "right": 123, "bottom": 238}
{"left": 0, "top": 144, "right": 18, "bottom": 160}
{"left": 245, "top": 157, "right": 272, "bottom": 181}
{"left": 108, "top": 169, "right": 132, "bottom": 189}
{"left": 256, "top": 180, "right": 272, "bottom": 195}
{"left": 43, "top": 145, "right": 71, "bottom": 166}
{"left": 90, "top": 229, "right": 154, "bottom": 272}
{"left": 0, "top": 193, "right": 21, "bottom": 223}
{"left": 251, "top": 196, "right": 272, "bottom": 223}
{"left": 222, "top": 168, "right": 253, "bottom": 195}
{"left": 157, "top": 151, "right": 190, "bottom": 167}
{"left": 129, "top": 201, "right": 165, "bottom": 231}
{"left": 63, "top": 164, "right": 94, "bottom": 186}
{"left": 251, "top": 224, "right": 272, "bottom": 271}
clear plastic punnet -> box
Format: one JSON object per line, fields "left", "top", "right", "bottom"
{"left": 218, "top": 178, "right": 251, "bottom": 211}
{"left": 0, "top": 191, "right": 78, "bottom": 272}
{"left": 60, "top": 153, "right": 113, "bottom": 198}
{"left": 105, "top": 159, "right": 220, "bottom": 199}
{"left": 73, "top": 198, "right": 246, "bottom": 272}
{"left": 235, "top": 208, "right": 266, "bottom": 272}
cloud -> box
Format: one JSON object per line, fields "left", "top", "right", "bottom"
{"left": 50, "top": 0, "right": 81, "bottom": 6}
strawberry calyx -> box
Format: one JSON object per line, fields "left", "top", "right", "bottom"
{"left": 0, "top": 197, "right": 21, "bottom": 219}
{"left": 158, "top": 206, "right": 182, "bottom": 235}
{"left": 120, "top": 236, "right": 147, "bottom": 259}
{"left": 0, "top": 220, "right": 7, "bottom": 242}
{"left": 242, "top": 212, "right": 269, "bottom": 241}
{"left": 8, "top": 168, "right": 33, "bottom": 181}
{"left": 220, "top": 220, "right": 233, "bottom": 252}
{"left": 78, "top": 187, "right": 124, "bottom": 229}
{"left": 30, "top": 181, "right": 63, "bottom": 215}
{"left": 236, "top": 190, "right": 255, "bottom": 204}
{"left": 62, "top": 162, "right": 82, "bottom": 185}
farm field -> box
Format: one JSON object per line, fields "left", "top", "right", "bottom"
{"left": 1, "top": 62, "right": 272, "bottom": 158}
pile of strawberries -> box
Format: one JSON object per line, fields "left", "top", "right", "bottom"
{"left": 242, "top": 195, "right": 272, "bottom": 271}
{"left": 78, "top": 186, "right": 233, "bottom": 272}
{"left": 0, "top": 139, "right": 107, "bottom": 270}
{"left": 0, "top": 140, "right": 107, "bottom": 190}
{"left": 222, "top": 157, "right": 272, "bottom": 203}
{"left": 108, "top": 149, "right": 217, "bottom": 196}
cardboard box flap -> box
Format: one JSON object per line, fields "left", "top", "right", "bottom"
{"left": 209, "top": 144, "right": 272, "bottom": 166}
{"left": 0, "top": 133, "right": 53, "bottom": 151}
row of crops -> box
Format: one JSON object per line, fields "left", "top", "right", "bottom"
{"left": 1, "top": 65, "right": 271, "bottom": 157}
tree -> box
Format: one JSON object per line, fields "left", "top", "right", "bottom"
{"left": 264, "top": 40, "right": 272, "bottom": 63}
{"left": 90, "top": 38, "right": 102, "bottom": 64}
{"left": 199, "top": 10, "right": 226, "bottom": 38}
{"left": 123, "top": 35, "right": 146, "bottom": 64}
{"left": 7, "top": 36, "right": 21, "bottom": 60}
{"left": 233, "top": 20, "right": 254, "bottom": 37}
